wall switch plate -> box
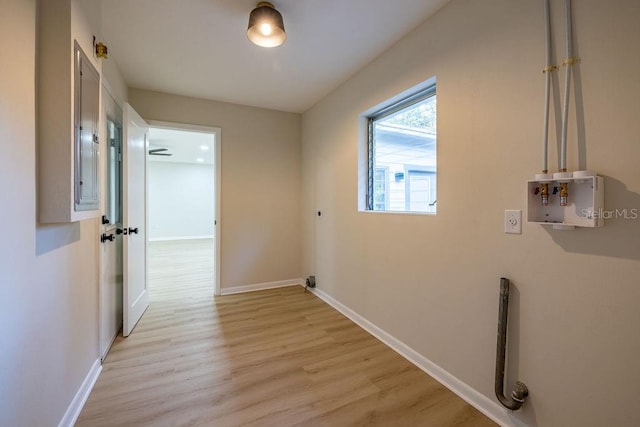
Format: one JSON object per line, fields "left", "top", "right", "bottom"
{"left": 505, "top": 210, "right": 522, "bottom": 234}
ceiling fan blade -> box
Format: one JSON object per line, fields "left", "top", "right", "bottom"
{"left": 149, "top": 147, "right": 173, "bottom": 156}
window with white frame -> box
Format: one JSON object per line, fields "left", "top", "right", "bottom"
{"left": 366, "top": 85, "right": 437, "bottom": 213}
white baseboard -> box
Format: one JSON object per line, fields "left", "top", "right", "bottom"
{"left": 101, "top": 325, "right": 122, "bottom": 362}
{"left": 148, "top": 235, "right": 214, "bottom": 242}
{"left": 58, "top": 358, "right": 102, "bottom": 427}
{"left": 307, "top": 286, "right": 527, "bottom": 427}
{"left": 220, "top": 279, "right": 303, "bottom": 296}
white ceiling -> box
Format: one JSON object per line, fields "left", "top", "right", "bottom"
{"left": 148, "top": 127, "right": 215, "bottom": 165}
{"left": 99, "top": 0, "right": 450, "bottom": 113}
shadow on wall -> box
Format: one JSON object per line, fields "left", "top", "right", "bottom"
{"left": 547, "top": 37, "right": 639, "bottom": 261}
{"left": 36, "top": 223, "right": 81, "bottom": 256}
{"left": 503, "top": 281, "right": 539, "bottom": 427}
{"left": 546, "top": 176, "right": 640, "bottom": 261}
{"left": 550, "top": 40, "right": 586, "bottom": 172}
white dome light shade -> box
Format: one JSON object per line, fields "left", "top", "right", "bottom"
{"left": 247, "top": 2, "right": 286, "bottom": 48}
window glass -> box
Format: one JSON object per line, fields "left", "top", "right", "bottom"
{"left": 106, "top": 119, "right": 122, "bottom": 224}
{"left": 368, "top": 87, "right": 436, "bottom": 213}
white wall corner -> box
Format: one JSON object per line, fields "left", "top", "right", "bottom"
{"left": 220, "top": 279, "right": 304, "bottom": 296}
{"left": 307, "top": 286, "right": 529, "bottom": 427}
{"left": 58, "top": 358, "right": 102, "bottom": 427}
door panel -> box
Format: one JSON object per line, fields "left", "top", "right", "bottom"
{"left": 74, "top": 43, "right": 100, "bottom": 211}
{"left": 99, "top": 90, "right": 124, "bottom": 358}
{"left": 100, "top": 229, "right": 123, "bottom": 356}
{"left": 122, "top": 103, "right": 149, "bottom": 337}
{"left": 406, "top": 170, "right": 436, "bottom": 213}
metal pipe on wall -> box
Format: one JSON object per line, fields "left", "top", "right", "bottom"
{"left": 560, "top": 0, "right": 574, "bottom": 172}
{"left": 495, "top": 278, "right": 529, "bottom": 410}
{"left": 541, "top": 0, "right": 553, "bottom": 174}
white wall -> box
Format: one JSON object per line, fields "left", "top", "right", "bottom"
{"left": 148, "top": 162, "right": 215, "bottom": 240}
{"left": 129, "top": 89, "right": 301, "bottom": 289}
{"left": 301, "top": 0, "right": 640, "bottom": 425}
{"left": 101, "top": 56, "right": 128, "bottom": 108}
{"left": 0, "top": 0, "right": 101, "bottom": 425}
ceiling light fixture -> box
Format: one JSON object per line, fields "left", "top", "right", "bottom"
{"left": 247, "top": 2, "right": 286, "bottom": 48}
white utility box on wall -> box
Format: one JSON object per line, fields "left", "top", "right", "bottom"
{"left": 527, "top": 171, "right": 604, "bottom": 230}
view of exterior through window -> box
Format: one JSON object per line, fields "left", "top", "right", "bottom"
{"left": 368, "top": 86, "right": 437, "bottom": 213}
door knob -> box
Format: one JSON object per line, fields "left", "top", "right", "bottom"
{"left": 116, "top": 228, "right": 127, "bottom": 235}
{"left": 100, "top": 233, "right": 115, "bottom": 243}
{"left": 128, "top": 227, "right": 139, "bottom": 235}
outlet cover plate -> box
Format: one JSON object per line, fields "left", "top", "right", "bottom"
{"left": 505, "top": 210, "right": 522, "bottom": 234}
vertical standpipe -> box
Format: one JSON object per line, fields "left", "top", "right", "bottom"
{"left": 560, "top": 0, "right": 574, "bottom": 173}
{"left": 495, "top": 278, "right": 528, "bottom": 410}
{"left": 542, "top": 0, "right": 552, "bottom": 174}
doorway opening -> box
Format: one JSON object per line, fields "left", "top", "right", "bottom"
{"left": 147, "top": 123, "right": 221, "bottom": 299}
{"left": 99, "top": 114, "right": 221, "bottom": 354}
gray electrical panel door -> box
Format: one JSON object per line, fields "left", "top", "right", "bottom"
{"left": 74, "top": 41, "right": 100, "bottom": 211}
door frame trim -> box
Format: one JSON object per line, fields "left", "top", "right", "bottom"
{"left": 147, "top": 120, "right": 222, "bottom": 296}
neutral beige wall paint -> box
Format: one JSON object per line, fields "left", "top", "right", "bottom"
{"left": 0, "top": 0, "right": 101, "bottom": 425}
{"left": 102, "top": 59, "right": 128, "bottom": 105}
{"left": 129, "top": 89, "right": 301, "bottom": 289}
{"left": 302, "top": 0, "right": 640, "bottom": 425}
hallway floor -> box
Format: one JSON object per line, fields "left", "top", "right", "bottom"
{"left": 77, "top": 239, "right": 495, "bottom": 426}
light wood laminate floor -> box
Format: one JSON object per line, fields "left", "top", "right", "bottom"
{"left": 78, "top": 239, "right": 495, "bottom": 426}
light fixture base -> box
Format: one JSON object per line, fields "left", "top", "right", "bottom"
{"left": 247, "top": 1, "right": 286, "bottom": 48}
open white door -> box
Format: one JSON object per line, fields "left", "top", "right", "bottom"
{"left": 122, "top": 103, "right": 149, "bottom": 337}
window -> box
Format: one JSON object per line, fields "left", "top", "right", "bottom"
{"left": 372, "top": 167, "right": 389, "bottom": 211}
{"left": 106, "top": 118, "right": 123, "bottom": 225}
{"left": 366, "top": 85, "right": 436, "bottom": 213}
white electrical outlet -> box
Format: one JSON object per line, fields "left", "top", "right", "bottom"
{"left": 505, "top": 210, "right": 522, "bottom": 234}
